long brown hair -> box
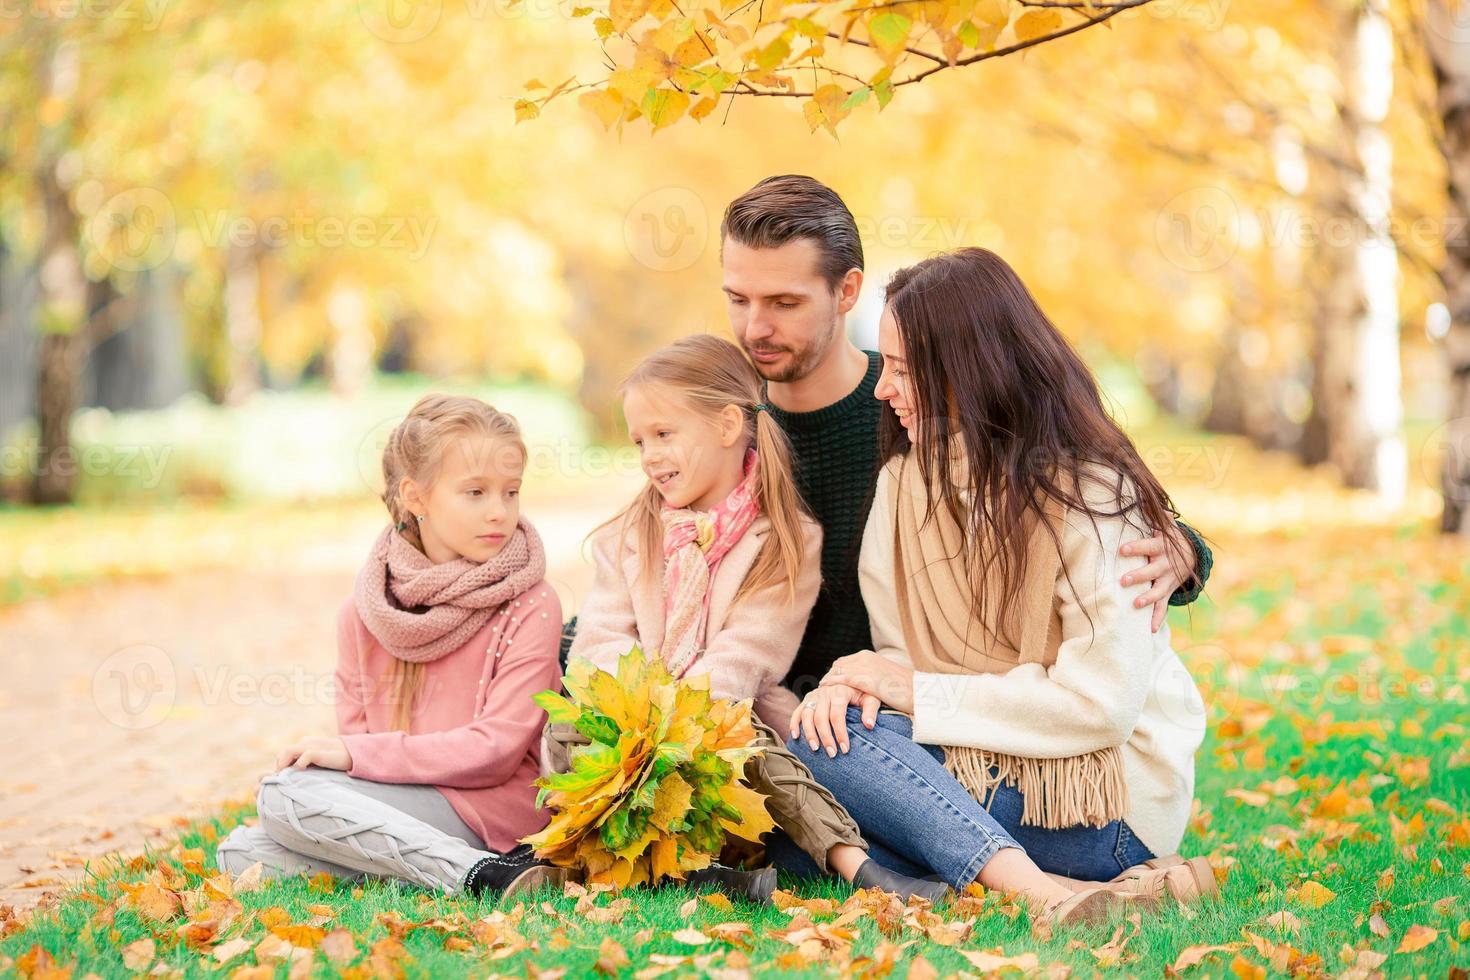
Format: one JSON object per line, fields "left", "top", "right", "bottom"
{"left": 599, "top": 334, "right": 809, "bottom": 605}
{"left": 881, "top": 247, "right": 1185, "bottom": 642}
{"left": 378, "top": 393, "right": 526, "bottom": 730}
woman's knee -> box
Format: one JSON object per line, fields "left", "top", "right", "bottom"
{"left": 803, "top": 709, "right": 911, "bottom": 757}
{"left": 784, "top": 715, "right": 876, "bottom": 777}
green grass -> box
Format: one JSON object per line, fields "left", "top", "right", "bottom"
{"left": 2, "top": 385, "right": 1467, "bottom": 975}
{"left": 4, "top": 523, "right": 1467, "bottom": 977}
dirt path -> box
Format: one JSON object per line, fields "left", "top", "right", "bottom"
{"left": 0, "top": 505, "right": 605, "bottom": 913}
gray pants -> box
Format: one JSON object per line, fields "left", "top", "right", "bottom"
{"left": 215, "top": 767, "right": 492, "bottom": 894}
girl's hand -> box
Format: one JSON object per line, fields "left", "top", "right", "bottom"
{"left": 821, "top": 651, "right": 915, "bottom": 715}
{"left": 275, "top": 736, "right": 353, "bottom": 773}
{"left": 790, "top": 682, "right": 870, "bottom": 757}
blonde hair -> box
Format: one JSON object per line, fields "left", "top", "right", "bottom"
{"left": 600, "top": 334, "right": 809, "bottom": 607}
{"left": 378, "top": 393, "right": 526, "bottom": 731}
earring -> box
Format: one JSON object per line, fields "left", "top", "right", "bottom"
{"left": 415, "top": 514, "right": 425, "bottom": 524}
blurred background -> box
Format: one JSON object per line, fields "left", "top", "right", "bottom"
{"left": 1, "top": 0, "right": 1466, "bottom": 910}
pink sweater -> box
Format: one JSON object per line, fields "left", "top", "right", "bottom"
{"left": 333, "top": 582, "right": 563, "bottom": 853}
{"left": 568, "top": 514, "right": 822, "bottom": 729}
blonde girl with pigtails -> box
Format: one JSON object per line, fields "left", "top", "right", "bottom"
{"left": 555, "top": 334, "right": 950, "bottom": 905}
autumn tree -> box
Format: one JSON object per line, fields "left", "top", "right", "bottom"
{"left": 2, "top": 21, "right": 182, "bottom": 503}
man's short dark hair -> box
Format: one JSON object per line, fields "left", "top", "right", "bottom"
{"left": 720, "top": 175, "right": 864, "bottom": 290}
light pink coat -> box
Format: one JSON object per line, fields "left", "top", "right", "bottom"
{"left": 568, "top": 514, "right": 822, "bottom": 729}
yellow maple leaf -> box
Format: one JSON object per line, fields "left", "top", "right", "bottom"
{"left": 1295, "top": 881, "right": 1336, "bottom": 908}
{"left": 1395, "top": 925, "right": 1438, "bottom": 954}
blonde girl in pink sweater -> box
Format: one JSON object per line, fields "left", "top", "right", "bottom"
{"left": 556, "top": 335, "right": 947, "bottom": 904}
{"left": 216, "top": 394, "right": 569, "bottom": 899}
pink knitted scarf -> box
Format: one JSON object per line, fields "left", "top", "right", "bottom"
{"left": 659, "top": 447, "right": 761, "bottom": 678}
{"left": 353, "top": 518, "right": 546, "bottom": 663}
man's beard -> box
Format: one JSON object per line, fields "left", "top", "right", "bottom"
{"left": 744, "top": 329, "right": 835, "bottom": 384}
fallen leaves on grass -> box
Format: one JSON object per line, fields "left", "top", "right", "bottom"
{"left": 1168, "top": 942, "right": 1241, "bottom": 974}
{"left": 1293, "top": 881, "right": 1336, "bottom": 908}
{"left": 1395, "top": 924, "right": 1438, "bottom": 953}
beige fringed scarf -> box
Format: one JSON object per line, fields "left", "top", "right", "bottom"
{"left": 889, "top": 450, "right": 1130, "bottom": 830}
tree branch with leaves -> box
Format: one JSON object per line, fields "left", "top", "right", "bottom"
{"left": 515, "top": 0, "right": 1159, "bottom": 134}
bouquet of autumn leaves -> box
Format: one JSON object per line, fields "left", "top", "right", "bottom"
{"left": 522, "top": 646, "right": 776, "bottom": 889}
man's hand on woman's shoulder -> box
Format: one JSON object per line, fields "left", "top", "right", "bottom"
{"left": 1119, "top": 522, "right": 1203, "bottom": 632}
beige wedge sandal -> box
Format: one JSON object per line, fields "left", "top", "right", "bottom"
{"left": 1108, "top": 855, "right": 1217, "bottom": 908}
{"left": 1039, "top": 887, "right": 1132, "bottom": 928}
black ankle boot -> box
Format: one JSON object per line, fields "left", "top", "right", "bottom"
{"left": 853, "top": 858, "right": 952, "bottom": 905}
{"left": 462, "top": 845, "right": 572, "bottom": 900}
{"left": 682, "top": 863, "right": 778, "bottom": 905}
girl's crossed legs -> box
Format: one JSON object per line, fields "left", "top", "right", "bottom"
{"left": 216, "top": 766, "right": 493, "bottom": 894}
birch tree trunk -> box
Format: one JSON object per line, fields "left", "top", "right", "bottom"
{"left": 1311, "top": 0, "right": 1406, "bottom": 504}
{"left": 1424, "top": 0, "right": 1470, "bottom": 534}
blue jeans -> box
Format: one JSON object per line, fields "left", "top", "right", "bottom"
{"left": 786, "top": 709, "right": 1154, "bottom": 887}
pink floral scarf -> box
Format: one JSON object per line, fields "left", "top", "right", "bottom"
{"left": 659, "top": 447, "right": 761, "bottom": 678}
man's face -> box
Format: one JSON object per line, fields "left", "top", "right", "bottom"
{"left": 721, "top": 237, "right": 855, "bottom": 384}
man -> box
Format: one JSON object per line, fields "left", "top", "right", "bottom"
{"left": 717, "top": 175, "right": 1210, "bottom": 699}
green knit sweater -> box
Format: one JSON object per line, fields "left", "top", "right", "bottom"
{"left": 766, "top": 350, "right": 1212, "bottom": 697}
{"left": 764, "top": 352, "right": 888, "bottom": 697}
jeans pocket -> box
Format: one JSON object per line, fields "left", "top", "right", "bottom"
{"left": 1112, "top": 821, "right": 1155, "bottom": 874}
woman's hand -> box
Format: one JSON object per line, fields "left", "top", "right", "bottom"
{"left": 1119, "top": 524, "right": 1196, "bottom": 632}
{"left": 274, "top": 736, "right": 353, "bottom": 773}
{"left": 789, "top": 682, "right": 873, "bottom": 757}
{"left": 821, "top": 651, "right": 915, "bottom": 716}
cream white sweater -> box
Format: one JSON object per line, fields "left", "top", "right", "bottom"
{"left": 568, "top": 513, "right": 823, "bottom": 730}
{"left": 858, "top": 462, "right": 1205, "bottom": 857}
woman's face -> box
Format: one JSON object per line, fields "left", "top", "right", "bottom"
{"left": 623, "top": 383, "right": 744, "bottom": 512}
{"left": 875, "top": 305, "right": 918, "bottom": 438}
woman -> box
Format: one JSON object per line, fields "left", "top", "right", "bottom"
{"left": 788, "top": 248, "right": 1213, "bottom": 927}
